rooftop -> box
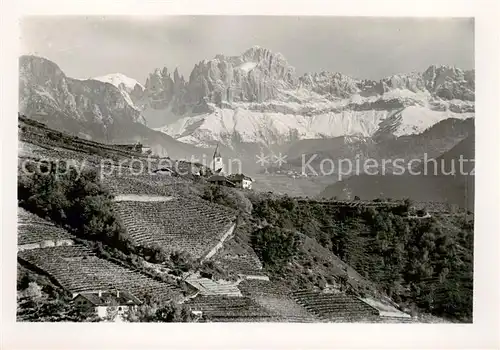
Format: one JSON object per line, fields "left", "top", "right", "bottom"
{"left": 75, "top": 291, "right": 142, "bottom": 307}
{"left": 227, "top": 174, "right": 253, "bottom": 181}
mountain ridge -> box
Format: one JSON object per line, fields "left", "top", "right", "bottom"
{"left": 134, "top": 46, "right": 474, "bottom": 148}
{"left": 18, "top": 55, "right": 214, "bottom": 161}
{"left": 19, "top": 48, "right": 475, "bottom": 157}
{"left": 318, "top": 133, "right": 475, "bottom": 209}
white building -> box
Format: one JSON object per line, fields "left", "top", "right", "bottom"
{"left": 73, "top": 290, "right": 142, "bottom": 321}
{"left": 227, "top": 174, "right": 253, "bottom": 189}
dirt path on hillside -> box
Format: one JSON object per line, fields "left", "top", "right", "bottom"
{"left": 113, "top": 194, "right": 174, "bottom": 202}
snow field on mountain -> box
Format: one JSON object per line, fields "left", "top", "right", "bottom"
{"left": 93, "top": 73, "right": 145, "bottom": 91}
{"left": 159, "top": 104, "right": 472, "bottom": 146}
{"left": 93, "top": 73, "right": 145, "bottom": 112}
{"left": 237, "top": 62, "right": 258, "bottom": 73}
{"left": 393, "top": 106, "right": 473, "bottom": 137}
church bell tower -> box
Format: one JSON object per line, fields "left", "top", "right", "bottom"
{"left": 213, "top": 143, "right": 224, "bottom": 174}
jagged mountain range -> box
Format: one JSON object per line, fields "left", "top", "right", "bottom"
{"left": 143, "top": 46, "right": 475, "bottom": 148}
{"left": 19, "top": 46, "right": 474, "bottom": 159}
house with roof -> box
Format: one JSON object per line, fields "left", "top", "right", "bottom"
{"left": 113, "top": 143, "right": 143, "bottom": 153}
{"left": 141, "top": 146, "right": 152, "bottom": 155}
{"left": 227, "top": 174, "right": 253, "bottom": 189}
{"left": 73, "top": 290, "right": 142, "bottom": 320}
{"left": 207, "top": 174, "right": 236, "bottom": 187}
{"left": 205, "top": 145, "right": 255, "bottom": 189}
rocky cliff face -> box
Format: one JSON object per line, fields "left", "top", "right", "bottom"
{"left": 143, "top": 67, "right": 185, "bottom": 110}
{"left": 299, "top": 65, "right": 474, "bottom": 102}
{"left": 142, "top": 46, "right": 474, "bottom": 110}
{"left": 183, "top": 46, "right": 297, "bottom": 106}
{"left": 422, "top": 65, "right": 475, "bottom": 101}
{"left": 19, "top": 55, "right": 146, "bottom": 140}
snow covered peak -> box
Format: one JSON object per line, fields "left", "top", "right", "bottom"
{"left": 93, "top": 73, "right": 145, "bottom": 92}
{"left": 159, "top": 104, "right": 474, "bottom": 148}
{"left": 92, "top": 73, "right": 146, "bottom": 111}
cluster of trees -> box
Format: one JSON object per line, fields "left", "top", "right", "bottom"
{"left": 250, "top": 225, "right": 300, "bottom": 270}
{"left": 201, "top": 184, "right": 252, "bottom": 214}
{"left": 125, "top": 295, "right": 194, "bottom": 322}
{"left": 18, "top": 161, "right": 180, "bottom": 264}
{"left": 18, "top": 161, "right": 130, "bottom": 250}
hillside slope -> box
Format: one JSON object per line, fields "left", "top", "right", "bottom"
{"left": 17, "top": 120, "right": 470, "bottom": 322}
{"left": 319, "top": 134, "right": 474, "bottom": 210}
{"left": 238, "top": 193, "right": 473, "bottom": 321}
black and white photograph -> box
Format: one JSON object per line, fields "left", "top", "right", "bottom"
{"left": 2, "top": 1, "right": 500, "bottom": 349}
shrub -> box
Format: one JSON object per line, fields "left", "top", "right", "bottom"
{"left": 201, "top": 184, "right": 252, "bottom": 213}
{"left": 246, "top": 192, "right": 473, "bottom": 321}
{"left": 170, "top": 251, "right": 195, "bottom": 272}
{"left": 126, "top": 298, "right": 194, "bottom": 322}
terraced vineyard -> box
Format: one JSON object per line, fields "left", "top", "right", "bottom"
{"left": 20, "top": 119, "right": 204, "bottom": 184}
{"left": 215, "top": 238, "right": 264, "bottom": 276}
{"left": 114, "top": 197, "right": 237, "bottom": 259}
{"left": 238, "top": 279, "right": 318, "bottom": 322}
{"left": 238, "top": 279, "right": 289, "bottom": 296}
{"left": 18, "top": 246, "right": 183, "bottom": 301}
{"left": 20, "top": 116, "right": 147, "bottom": 160}
{"left": 184, "top": 295, "right": 276, "bottom": 322}
{"left": 17, "top": 208, "right": 74, "bottom": 247}
{"left": 296, "top": 199, "right": 403, "bottom": 209}
{"left": 292, "top": 290, "right": 379, "bottom": 322}
{"left": 253, "top": 295, "right": 318, "bottom": 322}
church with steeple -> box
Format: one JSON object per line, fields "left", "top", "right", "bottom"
{"left": 212, "top": 143, "right": 224, "bottom": 174}
{"left": 208, "top": 143, "right": 253, "bottom": 189}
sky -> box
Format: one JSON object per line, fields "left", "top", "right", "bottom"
{"left": 20, "top": 16, "right": 474, "bottom": 84}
